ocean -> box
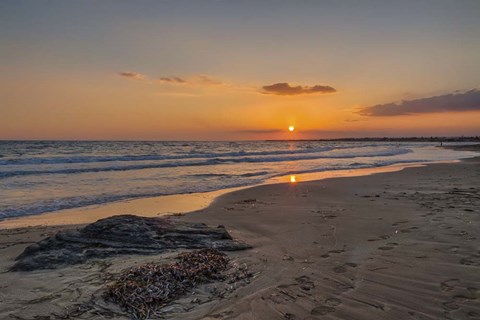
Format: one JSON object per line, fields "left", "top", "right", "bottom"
{"left": 0, "top": 140, "right": 477, "bottom": 220}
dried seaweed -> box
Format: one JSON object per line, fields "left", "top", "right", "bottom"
{"left": 104, "top": 249, "right": 230, "bottom": 319}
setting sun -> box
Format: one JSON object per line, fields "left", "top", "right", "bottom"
{"left": 288, "top": 126, "right": 295, "bottom": 132}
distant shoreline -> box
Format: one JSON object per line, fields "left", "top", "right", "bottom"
{"left": 1, "top": 136, "right": 479, "bottom": 143}
{"left": 266, "top": 137, "right": 480, "bottom": 142}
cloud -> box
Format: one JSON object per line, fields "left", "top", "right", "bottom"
{"left": 118, "top": 72, "right": 226, "bottom": 87}
{"left": 159, "top": 77, "right": 186, "bottom": 84}
{"left": 195, "top": 75, "right": 225, "bottom": 86}
{"left": 262, "top": 82, "right": 336, "bottom": 96}
{"left": 118, "top": 72, "right": 145, "bottom": 80}
{"left": 359, "top": 89, "right": 480, "bottom": 116}
{"left": 156, "top": 74, "right": 226, "bottom": 87}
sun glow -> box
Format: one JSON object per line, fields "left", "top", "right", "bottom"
{"left": 288, "top": 125, "right": 295, "bottom": 132}
{"left": 290, "top": 175, "right": 297, "bottom": 183}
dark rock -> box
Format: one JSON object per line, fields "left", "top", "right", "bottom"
{"left": 12, "top": 215, "right": 251, "bottom": 271}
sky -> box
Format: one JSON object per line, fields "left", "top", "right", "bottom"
{"left": 1, "top": 0, "right": 480, "bottom": 140}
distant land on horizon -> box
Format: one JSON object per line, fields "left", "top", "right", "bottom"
{"left": 1, "top": 136, "right": 480, "bottom": 143}
{"left": 266, "top": 136, "right": 480, "bottom": 142}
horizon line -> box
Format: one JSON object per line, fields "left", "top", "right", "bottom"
{"left": 1, "top": 136, "right": 479, "bottom": 143}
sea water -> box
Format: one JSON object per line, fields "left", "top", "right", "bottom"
{"left": 0, "top": 141, "right": 477, "bottom": 219}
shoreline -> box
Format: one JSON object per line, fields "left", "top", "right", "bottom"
{"left": 0, "top": 159, "right": 462, "bottom": 229}
{"left": 0, "top": 156, "right": 479, "bottom": 319}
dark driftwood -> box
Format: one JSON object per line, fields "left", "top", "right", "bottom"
{"left": 12, "top": 215, "right": 251, "bottom": 271}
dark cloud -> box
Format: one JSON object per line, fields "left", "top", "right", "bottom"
{"left": 118, "top": 72, "right": 145, "bottom": 80}
{"left": 262, "top": 82, "right": 336, "bottom": 96}
{"left": 359, "top": 89, "right": 480, "bottom": 116}
{"left": 159, "top": 77, "right": 186, "bottom": 83}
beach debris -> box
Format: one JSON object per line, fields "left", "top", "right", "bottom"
{"left": 237, "top": 198, "right": 257, "bottom": 204}
{"left": 283, "top": 254, "right": 294, "bottom": 261}
{"left": 104, "top": 248, "right": 232, "bottom": 319}
{"left": 11, "top": 215, "right": 251, "bottom": 271}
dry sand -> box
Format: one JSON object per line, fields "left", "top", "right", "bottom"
{"left": 1, "top": 156, "right": 479, "bottom": 319}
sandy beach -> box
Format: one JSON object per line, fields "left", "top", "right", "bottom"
{"left": 1, "top": 156, "right": 479, "bottom": 319}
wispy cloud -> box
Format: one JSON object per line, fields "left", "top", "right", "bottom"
{"left": 157, "top": 75, "right": 225, "bottom": 86}
{"left": 159, "top": 76, "right": 186, "bottom": 84}
{"left": 119, "top": 71, "right": 227, "bottom": 87}
{"left": 193, "top": 75, "right": 225, "bottom": 86}
{"left": 261, "top": 82, "right": 336, "bottom": 96}
{"left": 118, "top": 72, "right": 145, "bottom": 80}
{"left": 359, "top": 89, "right": 480, "bottom": 116}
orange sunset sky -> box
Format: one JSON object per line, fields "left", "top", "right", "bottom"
{"left": 1, "top": 1, "right": 480, "bottom": 140}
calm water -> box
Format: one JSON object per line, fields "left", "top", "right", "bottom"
{"left": 0, "top": 141, "right": 477, "bottom": 219}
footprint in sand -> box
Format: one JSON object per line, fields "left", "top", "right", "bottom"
{"left": 321, "top": 247, "right": 346, "bottom": 258}
{"left": 460, "top": 254, "right": 480, "bottom": 266}
{"left": 378, "top": 242, "right": 398, "bottom": 251}
{"left": 378, "top": 246, "right": 394, "bottom": 251}
{"left": 336, "top": 282, "right": 354, "bottom": 291}
{"left": 295, "top": 275, "right": 315, "bottom": 291}
{"left": 329, "top": 249, "right": 345, "bottom": 254}
{"left": 309, "top": 300, "right": 342, "bottom": 319}
{"left": 310, "top": 305, "right": 336, "bottom": 316}
{"left": 442, "top": 288, "right": 477, "bottom": 313}
{"left": 318, "top": 214, "right": 337, "bottom": 220}
{"left": 368, "top": 234, "right": 391, "bottom": 242}
{"left": 448, "top": 246, "right": 459, "bottom": 253}
{"left": 333, "top": 262, "right": 357, "bottom": 274}
{"left": 378, "top": 242, "right": 399, "bottom": 251}
{"left": 443, "top": 300, "right": 460, "bottom": 311}
{"left": 440, "top": 279, "right": 460, "bottom": 292}
{"left": 325, "top": 297, "right": 342, "bottom": 307}
{"left": 333, "top": 265, "right": 348, "bottom": 273}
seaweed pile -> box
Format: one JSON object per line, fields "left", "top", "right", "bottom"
{"left": 104, "top": 248, "right": 231, "bottom": 319}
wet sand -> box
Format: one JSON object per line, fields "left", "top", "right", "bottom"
{"left": 1, "top": 156, "right": 479, "bottom": 319}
